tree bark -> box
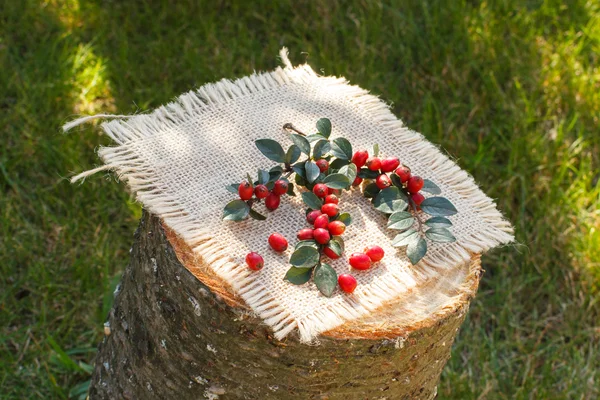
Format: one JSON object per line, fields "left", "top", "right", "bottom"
{"left": 89, "top": 211, "right": 481, "bottom": 399}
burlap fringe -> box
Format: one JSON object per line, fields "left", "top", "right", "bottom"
{"left": 65, "top": 47, "right": 513, "bottom": 342}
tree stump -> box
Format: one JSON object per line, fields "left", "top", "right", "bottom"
{"left": 89, "top": 211, "right": 482, "bottom": 399}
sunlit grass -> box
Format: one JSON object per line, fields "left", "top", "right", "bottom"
{"left": 1, "top": 0, "right": 598, "bottom": 398}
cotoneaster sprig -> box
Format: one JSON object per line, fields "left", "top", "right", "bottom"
{"left": 223, "top": 118, "right": 458, "bottom": 296}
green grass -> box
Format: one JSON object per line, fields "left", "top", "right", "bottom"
{"left": 1, "top": 0, "right": 598, "bottom": 398}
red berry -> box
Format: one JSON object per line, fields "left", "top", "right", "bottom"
{"left": 330, "top": 189, "right": 342, "bottom": 196}
{"left": 407, "top": 176, "right": 424, "bottom": 193}
{"left": 265, "top": 193, "right": 281, "bottom": 210}
{"left": 351, "top": 150, "right": 369, "bottom": 168}
{"left": 254, "top": 184, "right": 269, "bottom": 199}
{"left": 364, "top": 245, "right": 385, "bottom": 262}
{"left": 375, "top": 174, "right": 392, "bottom": 190}
{"left": 321, "top": 203, "right": 339, "bottom": 217}
{"left": 313, "top": 183, "right": 329, "bottom": 198}
{"left": 366, "top": 157, "right": 382, "bottom": 171}
{"left": 323, "top": 246, "right": 341, "bottom": 259}
{"left": 338, "top": 274, "right": 357, "bottom": 293}
{"left": 297, "top": 228, "right": 314, "bottom": 241}
{"left": 411, "top": 192, "right": 425, "bottom": 206}
{"left": 381, "top": 157, "right": 400, "bottom": 173}
{"left": 272, "top": 180, "right": 289, "bottom": 196}
{"left": 328, "top": 221, "right": 346, "bottom": 236}
{"left": 245, "top": 252, "right": 264, "bottom": 271}
{"left": 349, "top": 253, "right": 371, "bottom": 270}
{"left": 352, "top": 176, "right": 363, "bottom": 186}
{"left": 313, "top": 228, "right": 331, "bottom": 244}
{"left": 306, "top": 210, "right": 323, "bottom": 224}
{"left": 238, "top": 181, "right": 253, "bottom": 201}
{"left": 316, "top": 159, "right": 329, "bottom": 173}
{"left": 395, "top": 165, "right": 411, "bottom": 183}
{"left": 324, "top": 194, "right": 339, "bottom": 204}
{"left": 268, "top": 233, "right": 288, "bottom": 252}
{"left": 313, "top": 214, "right": 330, "bottom": 229}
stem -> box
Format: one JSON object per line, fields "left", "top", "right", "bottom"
{"left": 409, "top": 199, "right": 424, "bottom": 234}
{"left": 283, "top": 123, "right": 307, "bottom": 136}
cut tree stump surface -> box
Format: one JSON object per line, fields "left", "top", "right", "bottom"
{"left": 89, "top": 211, "right": 482, "bottom": 399}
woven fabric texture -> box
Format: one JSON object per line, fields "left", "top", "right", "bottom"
{"left": 68, "top": 49, "right": 513, "bottom": 342}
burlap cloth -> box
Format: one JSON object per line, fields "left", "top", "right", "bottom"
{"left": 67, "top": 48, "right": 513, "bottom": 342}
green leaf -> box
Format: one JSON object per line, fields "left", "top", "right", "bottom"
{"left": 327, "top": 237, "right": 344, "bottom": 256}
{"left": 421, "top": 179, "right": 442, "bottom": 195}
{"left": 226, "top": 183, "right": 239, "bottom": 194}
{"left": 425, "top": 227, "right": 456, "bottom": 243}
{"left": 358, "top": 168, "right": 379, "bottom": 179}
{"left": 313, "top": 140, "right": 331, "bottom": 159}
{"left": 330, "top": 138, "right": 353, "bottom": 160}
{"left": 306, "top": 133, "right": 328, "bottom": 143}
{"left": 290, "top": 134, "right": 311, "bottom": 155}
{"left": 269, "top": 166, "right": 283, "bottom": 182}
{"left": 305, "top": 161, "right": 321, "bottom": 183}
{"left": 314, "top": 263, "right": 337, "bottom": 297}
{"left": 316, "top": 117, "right": 332, "bottom": 138}
{"left": 301, "top": 191, "right": 323, "bottom": 210}
{"left": 387, "top": 211, "right": 415, "bottom": 230}
{"left": 292, "top": 162, "right": 306, "bottom": 179}
{"left": 329, "top": 158, "right": 350, "bottom": 170}
{"left": 425, "top": 216, "right": 453, "bottom": 228}
{"left": 407, "top": 237, "right": 427, "bottom": 264}
{"left": 338, "top": 163, "right": 357, "bottom": 186}
{"left": 392, "top": 228, "right": 419, "bottom": 247}
{"left": 284, "top": 267, "right": 313, "bottom": 285}
{"left": 295, "top": 174, "right": 307, "bottom": 186}
{"left": 373, "top": 187, "right": 409, "bottom": 214}
{"left": 257, "top": 170, "right": 269, "bottom": 185}
{"left": 222, "top": 200, "right": 250, "bottom": 221}
{"left": 363, "top": 182, "right": 380, "bottom": 198}
{"left": 372, "top": 143, "right": 380, "bottom": 157}
{"left": 286, "top": 182, "right": 296, "bottom": 196}
{"left": 295, "top": 240, "right": 319, "bottom": 251}
{"left": 285, "top": 145, "right": 301, "bottom": 164}
{"left": 420, "top": 197, "right": 458, "bottom": 217}
{"left": 337, "top": 212, "right": 352, "bottom": 226}
{"left": 249, "top": 208, "right": 267, "bottom": 221}
{"left": 255, "top": 139, "right": 286, "bottom": 163}
{"left": 390, "top": 173, "right": 403, "bottom": 188}
{"left": 323, "top": 173, "right": 350, "bottom": 189}
{"left": 289, "top": 246, "right": 320, "bottom": 269}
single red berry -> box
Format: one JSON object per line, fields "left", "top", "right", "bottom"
{"left": 338, "top": 274, "right": 357, "bottom": 293}
{"left": 315, "top": 159, "right": 329, "bottom": 173}
{"left": 323, "top": 246, "right": 341, "bottom": 259}
{"left": 381, "top": 157, "right": 400, "bottom": 173}
{"left": 351, "top": 150, "right": 369, "bottom": 169}
{"left": 364, "top": 245, "right": 385, "bottom": 262}
{"left": 254, "top": 184, "right": 269, "bottom": 199}
{"left": 265, "top": 193, "right": 281, "bottom": 211}
{"left": 245, "top": 252, "right": 264, "bottom": 271}
{"left": 321, "top": 203, "right": 339, "bottom": 217}
{"left": 324, "top": 194, "right": 339, "bottom": 204}
{"left": 238, "top": 180, "right": 253, "bottom": 201}
{"left": 349, "top": 253, "right": 371, "bottom": 270}
{"left": 407, "top": 176, "right": 424, "bottom": 193}
{"left": 395, "top": 165, "right": 411, "bottom": 183}
{"left": 366, "top": 157, "right": 382, "bottom": 171}
{"left": 352, "top": 176, "right": 363, "bottom": 186}
{"left": 272, "top": 180, "right": 289, "bottom": 196}
{"left": 297, "top": 228, "right": 314, "bottom": 241}
{"left": 313, "top": 214, "right": 330, "bottom": 229}
{"left": 313, "top": 183, "right": 329, "bottom": 198}
{"left": 411, "top": 192, "right": 425, "bottom": 206}
{"left": 313, "top": 228, "right": 331, "bottom": 244}
{"left": 375, "top": 174, "right": 392, "bottom": 190}
{"left": 306, "top": 210, "right": 323, "bottom": 224}
{"left": 268, "top": 233, "right": 288, "bottom": 252}
{"left": 328, "top": 220, "right": 346, "bottom": 236}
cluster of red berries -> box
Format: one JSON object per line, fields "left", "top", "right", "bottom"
{"left": 337, "top": 245, "right": 385, "bottom": 293}
{"left": 350, "top": 150, "right": 426, "bottom": 206}
{"left": 302, "top": 191, "right": 345, "bottom": 251}
{"left": 238, "top": 178, "right": 289, "bottom": 211}
{"left": 244, "top": 232, "right": 290, "bottom": 271}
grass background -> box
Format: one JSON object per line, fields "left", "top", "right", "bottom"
{"left": 1, "top": 0, "right": 599, "bottom": 398}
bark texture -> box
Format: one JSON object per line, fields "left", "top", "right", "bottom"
{"left": 89, "top": 211, "right": 477, "bottom": 399}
